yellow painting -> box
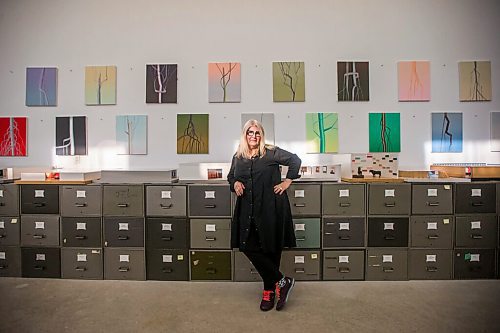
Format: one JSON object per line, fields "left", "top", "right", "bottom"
{"left": 273, "top": 62, "right": 305, "bottom": 102}
{"left": 85, "top": 66, "right": 117, "bottom": 105}
{"left": 459, "top": 61, "right": 491, "bottom": 101}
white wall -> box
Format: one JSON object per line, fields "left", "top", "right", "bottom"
{"left": 0, "top": 0, "right": 499, "bottom": 175}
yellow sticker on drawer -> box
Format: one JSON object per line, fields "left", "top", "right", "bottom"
{"left": 205, "top": 224, "right": 216, "bottom": 232}
{"left": 162, "top": 223, "right": 172, "bottom": 231}
{"left": 118, "top": 223, "right": 129, "bottom": 231}
{"left": 177, "top": 255, "right": 184, "bottom": 261}
{"left": 339, "top": 255, "right": 349, "bottom": 263}
{"left": 36, "top": 254, "right": 46, "bottom": 261}
{"left": 311, "top": 253, "right": 318, "bottom": 260}
{"left": 35, "top": 190, "right": 45, "bottom": 198}
{"left": 382, "top": 255, "right": 393, "bottom": 263}
{"left": 161, "top": 191, "right": 172, "bottom": 199}
{"left": 444, "top": 185, "right": 451, "bottom": 190}
{"left": 427, "top": 189, "right": 438, "bottom": 197}
{"left": 426, "top": 254, "right": 437, "bottom": 262}
{"left": 294, "top": 223, "right": 305, "bottom": 231}
{"left": 443, "top": 219, "right": 450, "bottom": 224}
{"left": 384, "top": 222, "right": 394, "bottom": 230}
{"left": 470, "top": 221, "right": 481, "bottom": 229}
{"left": 119, "top": 255, "right": 129, "bottom": 262}
{"left": 339, "top": 189, "right": 350, "bottom": 198}
{"left": 11, "top": 218, "right": 17, "bottom": 224}
{"left": 204, "top": 191, "right": 216, "bottom": 199}
{"left": 77, "top": 254, "right": 87, "bottom": 262}
{"left": 35, "top": 221, "right": 45, "bottom": 229}
{"left": 76, "top": 190, "right": 86, "bottom": 198}
{"left": 162, "top": 255, "right": 173, "bottom": 263}
{"left": 76, "top": 222, "right": 87, "bottom": 230}
{"left": 427, "top": 222, "right": 438, "bottom": 230}
{"left": 294, "top": 256, "right": 305, "bottom": 264}
{"left": 339, "top": 222, "right": 350, "bottom": 230}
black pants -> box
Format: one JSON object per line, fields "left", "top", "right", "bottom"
{"left": 243, "top": 223, "right": 283, "bottom": 291}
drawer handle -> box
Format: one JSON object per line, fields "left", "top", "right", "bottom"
{"left": 161, "top": 236, "right": 173, "bottom": 241}
{"left": 204, "top": 204, "right": 216, "bottom": 208}
{"left": 427, "top": 202, "right": 439, "bottom": 207}
{"left": 324, "top": 232, "right": 333, "bottom": 235}
{"left": 0, "top": 265, "right": 7, "bottom": 269}
{"left": 384, "top": 235, "right": 396, "bottom": 240}
{"left": 470, "top": 234, "right": 483, "bottom": 239}
{"left": 75, "top": 266, "right": 87, "bottom": 272}
{"left": 325, "top": 222, "right": 336, "bottom": 226}
{"left": 339, "top": 203, "right": 351, "bottom": 207}
{"left": 162, "top": 268, "right": 173, "bottom": 273}
{"left": 118, "top": 267, "right": 130, "bottom": 272}
{"left": 339, "top": 267, "right": 350, "bottom": 273}
{"left": 33, "top": 234, "right": 46, "bottom": 239}
{"left": 296, "top": 237, "right": 306, "bottom": 241}
{"left": 294, "top": 203, "right": 306, "bottom": 207}
{"left": 427, "top": 235, "right": 439, "bottom": 239}
{"left": 384, "top": 202, "right": 396, "bottom": 207}
{"left": 34, "top": 203, "right": 46, "bottom": 207}
{"left": 34, "top": 265, "right": 45, "bottom": 271}
{"left": 75, "top": 235, "right": 87, "bottom": 240}
{"left": 471, "top": 202, "right": 484, "bottom": 207}
{"left": 160, "top": 203, "right": 173, "bottom": 209}
{"left": 426, "top": 266, "right": 438, "bottom": 272}
{"left": 382, "top": 267, "right": 394, "bottom": 273}
{"left": 470, "top": 266, "right": 482, "bottom": 272}
{"left": 118, "top": 235, "right": 129, "bottom": 240}
{"left": 206, "top": 268, "right": 217, "bottom": 274}
{"left": 117, "top": 203, "right": 129, "bottom": 208}
{"left": 339, "top": 235, "right": 351, "bottom": 240}
{"left": 75, "top": 203, "right": 87, "bottom": 207}
{"left": 206, "top": 237, "right": 217, "bottom": 241}
{"left": 295, "top": 268, "right": 305, "bottom": 273}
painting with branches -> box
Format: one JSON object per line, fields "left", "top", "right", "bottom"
{"left": 146, "top": 64, "right": 177, "bottom": 103}
{"left": 306, "top": 113, "right": 338, "bottom": 153}
{"left": 459, "top": 61, "right": 491, "bottom": 101}
{"left": 55, "top": 116, "right": 87, "bottom": 156}
{"left": 337, "top": 61, "right": 369, "bottom": 101}
{"left": 432, "top": 112, "right": 462, "bottom": 152}
{"left": 369, "top": 113, "right": 400, "bottom": 153}
{"left": 0, "top": 117, "right": 27, "bottom": 156}
{"left": 85, "top": 66, "right": 117, "bottom": 105}
{"left": 177, "top": 114, "right": 209, "bottom": 154}
{"left": 26, "top": 67, "right": 57, "bottom": 106}
{"left": 116, "top": 115, "right": 147, "bottom": 155}
{"left": 273, "top": 62, "right": 305, "bottom": 102}
{"left": 208, "top": 62, "right": 240, "bottom": 103}
{"left": 398, "top": 61, "right": 430, "bottom": 101}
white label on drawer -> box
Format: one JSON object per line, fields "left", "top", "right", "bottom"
{"left": 76, "top": 222, "right": 87, "bottom": 230}
{"left": 384, "top": 222, "right": 394, "bottom": 230}
{"left": 382, "top": 255, "right": 393, "bottom": 263}
{"left": 470, "top": 254, "right": 480, "bottom": 262}
{"left": 471, "top": 189, "right": 481, "bottom": 197}
{"left": 162, "top": 255, "right": 173, "bottom": 263}
{"left": 444, "top": 185, "right": 451, "bottom": 190}
{"left": 35, "top": 221, "right": 45, "bottom": 229}
{"left": 311, "top": 253, "right": 318, "bottom": 260}
{"left": 294, "top": 256, "right": 305, "bottom": 264}
{"left": 11, "top": 218, "right": 18, "bottom": 224}
{"left": 294, "top": 190, "right": 305, "bottom": 198}
{"left": 470, "top": 221, "right": 481, "bottom": 230}
{"left": 204, "top": 191, "right": 216, "bottom": 199}
{"left": 35, "top": 190, "right": 45, "bottom": 198}
{"left": 339, "top": 189, "right": 349, "bottom": 197}
{"left": 205, "top": 224, "right": 216, "bottom": 232}
{"left": 0, "top": 190, "right": 3, "bottom": 197}
{"left": 0, "top": 252, "right": 5, "bottom": 259}
{"left": 339, "top": 222, "right": 350, "bottom": 230}
{"left": 0, "top": 221, "right": 4, "bottom": 229}
{"left": 427, "top": 189, "right": 438, "bottom": 197}
{"left": 76, "top": 190, "right": 86, "bottom": 198}
{"left": 339, "top": 255, "right": 349, "bottom": 263}
{"left": 427, "top": 222, "right": 438, "bottom": 230}
{"left": 91, "top": 250, "right": 101, "bottom": 254}
{"left": 118, "top": 223, "right": 129, "bottom": 231}
{"left": 36, "top": 254, "right": 46, "bottom": 261}
{"left": 161, "top": 191, "right": 172, "bottom": 199}
{"left": 119, "top": 255, "right": 129, "bottom": 262}
{"left": 162, "top": 223, "right": 172, "bottom": 231}
{"left": 77, "top": 254, "right": 87, "bottom": 262}
{"left": 443, "top": 219, "right": 450, "bottom": 224}
{"left": 177, "top": 255, "right": 184, "bottom": 261}
{"left": 426, "top": 255, "right": 437, "bottom": 262}
{"left": 294, "top": 223, "right": 305, "bottom": 231}
{"left": 384, "top": 189, "right": 395, "bottom": 197}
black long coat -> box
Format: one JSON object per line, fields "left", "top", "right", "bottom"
{"left": 227, "top": 146, "right": 301, "bottom": 253}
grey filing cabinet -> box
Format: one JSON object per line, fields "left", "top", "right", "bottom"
{"left": 281, "top": 250, "right": 321, "bottom": 281}
{"left": 0, "top": 183, "right": 20, "bottom": 277}
{"left": 190, "top": 218, "right": 231, "bottom": 249}
{"left": 368, "top": 183, "right": 411, "bottom": 215}
{"left": 293, "top": 218, "right": 321, "bottom": 248}
{"left": 322, "top": 183, "right": 365, "bottom": 216}
{"left": 455, "top": 215, "right": 497, "bottom": 248}
{"left": 188, "top": 184, "right": 231, "bottom": 217}
{"left": 0, "top": 183, "right": 20, "bottom": 216}
{"left": 368, "top": 217, "right": 409, "bottom": 247}
{"left": 323, "top": 217, "right": 365, "bottom": 248}
{"left": 408, "top": 249, "right": 453, "bottom": 280}
{"left": 20, "top": 185, "right": 59, "bottom": 215}
{"left": 233, "top": 250, "right": 261, "bottom": 282}
{"left": 453, "top": 249, "right": 496, "bottom": 279}
{"left": 146, "top": 185, "right": 187, "bottom": 217}
{"left": 288, "top": 183, "right": 321, "bottom": 216}
{"left": 366, "top": 248, "right": 408, "bottom": 281}
{"left": 412, "top": 184, "right": 453, "bottom": 215}
{"left": 146, "top": 217, "right": 189, "bottom": 249}
{"left": 455, "top": 183, "right": 496, "bottom": 214}
{"left": 323, "top": 250, "right": 365, "bottom": 280}
{"left": 104, "top": 247, "right": 146, "bottom": 280}
{"left": 0, "top": 246, "right": 21, "bottom": 277}
{"left": 61, "top": 248, "right": 103, "bottom": 279}
{"left": 20, "top": 215, "right": 60, "bottom": 247}
{"left": 190, "top": 250, "right": 232, "bottom": 281}
{"left": 410, "top": 215, "right": 454, "bottom": 248}
{"left": 21, "top": 247, "right": 61, "bottom": 278}
{"left": 146, "top": 249, "right": 189, "bottom": 281}
{"left": 0, "top": 216, "right": 20, "bottom": 246}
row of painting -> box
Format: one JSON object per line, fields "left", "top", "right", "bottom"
{"left": 2, "top": 112, "right": 499, "bottom": 157}
{"left": 25, "top": 61, "right": 492, "bottom": 106}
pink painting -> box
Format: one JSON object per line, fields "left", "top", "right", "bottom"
{"left": 398, "top": 61, "right": 430, "bottom": 101}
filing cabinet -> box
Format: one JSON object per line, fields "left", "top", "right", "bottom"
{"left": 61, "top": 248, "right": 103, "bottom": 279}
{"left": 0, "top": 246, "right": 21, "bottom": 277}
{"left": 233, "top": 250, "right": 261, "bottom": 282}
{"left": 288, "top": 184, "right": 321, "bottom": 216}
{"left": 410, "top": 215, "right": 454, "bottom": 248}
{"left": 280, "top": 250, "right": 321, "bottom": 281}
{"left": 190, "top": 250, "right": 232, "bottom": 281}
{"left": 21, "top": 247, "right": 61, "bottom": 278}
{"left": 455, "top": 183, "right": 496, "bottom": 214}
{"left": 146, "top": 249, "right": 189, "bottom": 281}
{"left": 323, "top": 250, "right": 364, "bottom": 280}
{"left": 0, "top": 183, "right": 19, "bottom": 216}
{"left": 366, "top": 248, "right": 408, "bottom": 281}
{"left": 103, "top": 217, "right": 145, "bottom": 247}
{"left": 322, "top": 217, "right": 365, "bottom": 248}
{"left": 408, "top": 249, "right": 453, "bottom": 280}
{"left": 102, "top": 185, "right": 144, "bottom": 217}
{"left": 61, "top": 217, "right": 102, "bottom": 248}
{"left": 293, "top": 218, "right": 320, "bottom": 248}
{"left": 322, "top": 183, "right": 365, "bottom": 216}
{"left": 21, "top": 185, "right": 59, "bottom": 215}
{"left": 146, "top": 217, "right": 188, "bottom": 249}
{"left": 104, "top": 248, "right": 146, "bottom": 280}
{"left": 411, "top": 184, "right": 453, "bottom": 215}
{"left": 20, "top": 215, "right": 60, "bottom": 247}
{"left": 146, "top": 185, "right": 187, "bottom": 217}
{"left": 0, "top": 216, "right": 20, "bottom": 246}
{"left": 190, "top": 219, "right": 231, "bottom": 249}
{"left": 188, "top": 185, "right": 231, "bottom": 217}
{"left": 368, "top": 183, "right": 411, "bottom": 215}
{"left": 454, "top": 249, "right": 496, "bottom": 279}
{"left": 455, "top": 215, "right": 497, "bottom": 248}
{"left": 61, "top": 185, "right": 102, "bottom": 217}
{"left": 368, "top": 217, "right": 409, "bottom": 247}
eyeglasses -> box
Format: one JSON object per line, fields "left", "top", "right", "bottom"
{"left": 246, "top": 130, "right": 261, "bottom": 137}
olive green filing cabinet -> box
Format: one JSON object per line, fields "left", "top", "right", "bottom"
{"left": 20, "top": 215, "right": 60, "bottom": 247}
{"left": 280, "top": 250, "right": 321, "bottom": 281}
{"left": 288, "top": 184, "right": 321, "bottom": 216}
{"left": 0, "top": 246, "right": 21, "bottom": 277}
{"left": 61, "top": 248, "right": 103, "bottom": 279}
{"left": 366, "top": 248, "right": 408, "bottom": 281}
{"left": 367, "top": 217, "right": 409, "bottom": 247}
{"left": 0, "top": 183, "right": 19, "bottom": 216}
{"left": 322, "top": 250, "right": 365, "bottom": 280}
{"left": 410, "top": 216, "right": 454, "bottom": 248}
{"left": 323, "top": 217, "right": 365, "bottom": 248}
{"left": 103, "top": 217, "right": 145, "bottom": 248}
{"left": 102, "top": 185, "right": 144, "bottom": 217}
{"left": 20, "top": 185, "right": 59, "bottom": 215}
{"left": 61, "top": 185, "right": 102, "bottom": 217}
{"left": 411, "top": 184, "right": 453, "bottom": 215}
{"left": 61, "top": 217, "right": 102, "bottom": 248}
{"left": 368, "top": 183, "right": 411, "bottom": 216}
{"left": 190, "top": 219, "right": 231, "bottom": 249}
{"left": 146, "top": 217, "right": 188, "bottom": 249}
{"left": 146, "top": 185, "right": 187, "bottom": 217}
{"left": 453, "top": 249, "right": 496, "bottom": 279}
{"left": 188, "top": 184, "right": 231, "bottom": 217}
{"left": 455, "top": 215, "right": 497, "bottom": 248}
{"left": 408, "top": 249, "right": 453, "bottom": 280}
{"left": 455, "top": 183, "right": 496, "bottom": 214}
{"left": 233, "top": 250, "right": 261, "bottom": 282}
{"left": 104, "top": 248, "right": 146, "bottom": 280}
{"left": 0, "top": 217, "right": 20, "bottom": 246}
{"left": 190, "top": 250, "right": 232, "bottom": 281}
{"left": 21, "top": 247, "right": 61, "bottom": 278}
{"left": 293, "top": 218, "right": 320, "bottom": 248}
{"left": 146, "top": 249, "right": 189, "bottom": 281}
{"left": 322, "top": 183, "right": 365, "bottom": 216}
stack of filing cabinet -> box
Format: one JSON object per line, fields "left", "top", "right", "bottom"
{"left": 0, "top": 183, "right": 21, "bottom": 277}
{"left": 453, "top": 182, "right": 497, "bottom": 279}
{"left": 281, "top": 183, "right": 321, "bottom": 281}
{"left": 61, "top": 184, "right": 103, "bottom": 279}
{"left": 145, "top": 184, "right": 189, "bottom": 281}
{"left": 188, "top": 183, "right": 232, "bottom": 281}
{"left": 366, "top": 183, "right": 411, "bottom": 280}
{"left": 409, "top": 182, "right": 454, "bottom": 280}
{"left": 20, "top": 184, "right": 61, "bottom": 278}
{"left": 102, "top": 184, "right": 145, "bottom": 280}
{"left": 322, "top": 182, "right": 366, "bottom": 281}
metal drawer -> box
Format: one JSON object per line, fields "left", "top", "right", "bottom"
{"left": 368, "top": 183, "right": 411, "bottom": 215}
{"left": 322, "top": 217, "right": 365, "bottom": 248}
{"left": 21, "top": 215, "right": 60, "bottom": 247}
{"left": 103, "top": 217, "right": 144, "bottom": 248}
{"left": 280, "top": 250, "right": 321, "bottom": 281}
{"left": 366, "top": 248, "right": 408, "bottom": 281}
{"left": 190, "top": 219, "right": 231, "bottom": 249}
{"left": 293, "top": 218, "right": 320, "bottom": 248}
{"left": 412, "top": 184, "right": 453, "bottom": 215}
{"left": 190, "top": 250, "right": 232, "bottom": 281}
{"left": 61, "top": 248, "right": 103, "bottom": 280}
{"left": 408, "top": 249, "right": 453, "bottom": 280}
{"left": 0, "top": 184, "right": 19, "bottom": 216}
{"left": 146, "top": 185, "right": 187, "bottom": 217}
{"left": 0, "top": 246, "right": 21, "bottom": 277}
{"left": 454, "top": 249, "right": 496, "bottom": 279}
{"left": 455, "top": 215, "right": 497, "bottom": 248}
{"left": 61, "top": 217, "right": 102, "bottom": 248}
{"left": 322, "top": 183, "right": 365, "bottom": 216}
{"left": 233, "top": 250, "right": 261, "bottom": 282}
{"left": 61, "top": 185, "right": 102, "bottom": 217}
{"left": 0, "top": 216, "right": 20, "bottom": 246}
{"left": 104, "top": 248, "right": 145, "bottom": 280}
{"left": 146, "top": 249, "right": 189, "bottom": 281}
{"left": 188, "top": 185, "right": 231, "bottom": 217}
{"left": 288, "top": 184, "right": 321, "bottom": 216}
{"left": 20, "top": 185, "right": 59, "bottom": 215}
{"left": 323, "top": 250, "right": 365, "bottom": 280}
{"left": 455, "top": 183, "right": 496, "bottom": 214}
{"left": 102, "top": 185, "right": 144, "bottom": 217}
{"left": 146, "top": 217, "right": 188, "bottom": 249}
{"left": 21, "top": 247, "right": 61, "bottom": 278}
{"left": 367, "top": 217, "right": 409, "bottom": 247}
{"left": 410, "top": 215, "right": 454, "bottom": 248}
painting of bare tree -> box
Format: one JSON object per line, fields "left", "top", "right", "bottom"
{"left": 272, "top": 62, "right": 305, "bottom": 102}
{"left": 459, "top": 61, "right": 491, "bottom": 101}
{"left": 306, "top": 113, "right": 338, "bottom": 153}
{"left": 55, "top": 116, "right": 87, "bottom": 155}
{"left": 177, "top": 114, "right": 209, "bottom": 154}
{"left": 208, "top": 62, "right": 241, "bottom": 103}
{"left": 85, "top": 66, "right": 117, "bottom": 105}
{"left": 0, "top": 117, "right": 27, "bottom": 156}
{"left": 116, "top": 115, "right": 147, "bottom": 155}
{"left": 146, "top": 64, "right": 177, "bottom": 103}
{"left": 337, "top": 61, "right": 369, "bottom": 101}
{"left": 26, "top": 67, "right": 57, "bottom": 106}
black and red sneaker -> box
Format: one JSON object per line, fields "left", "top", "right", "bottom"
{"left": 275, "top": 276, "right": 295, "bottom": 311}
{"left": 260, "top": 290, "right": 275, "bottom": 311}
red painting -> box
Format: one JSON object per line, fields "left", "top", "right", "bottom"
{"left": 0, "top": 117, "right": 27, "bottom": 156}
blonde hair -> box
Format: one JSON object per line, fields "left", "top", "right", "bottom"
{"left": 235, "top": 119, "right": 274, "bottom": 158}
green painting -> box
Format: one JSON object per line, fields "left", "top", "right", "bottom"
{"left": 177, "top": 114, "right": 209, "bottom": 154}
{"left": 272, "top": 62, "right": 305, "bottom": 102}
{"left": 306, "top": 113, "right": 338, "bottom": 153}
{"left": 369, "top": 113, "right": 401, "bottom": 152}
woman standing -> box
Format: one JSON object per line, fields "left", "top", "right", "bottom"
{"left": 227, "top": 119, "right": 301, "bottom": 311}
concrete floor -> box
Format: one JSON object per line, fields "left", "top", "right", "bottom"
{"left": 0, "top": 278, "right": 499, "bottom": 333}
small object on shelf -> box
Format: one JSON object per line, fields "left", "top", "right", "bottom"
{"left": 369, "top": 170, "right": 382, "bottom": 177}
{"left": 353, "top": 166, "right": 364, "bottom": 178}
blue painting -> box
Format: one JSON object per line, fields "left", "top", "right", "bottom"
{"left": 432, "top": 113, "right": 463, "bottom": 153}
{"left": 26, "top": 67, "right": 57, "bottom": 106}
{"left": 116, "top": 115, "right": 147, "bottom": 155}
